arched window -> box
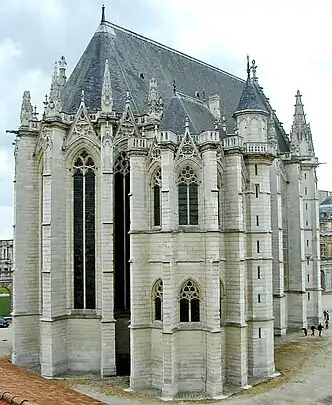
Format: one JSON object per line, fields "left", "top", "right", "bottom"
{"left": 180, "top": 279, "right": 200, "bottom": 322}
{"left": 217, "top": 173, "right": 223, "bottom": 228}
{"left": 73, "top": 151, "right": 96, "bottom": 310}
{"left": 178, "top": 166, "right": 198, "bottom": 225}
{"left": 152, "top": 279, "right": 163, "bottom": 321}
{"left": 321, "top": 270, "right": 326, "bottom": 290}
{"left": 220, "top": 280, "right": 225, "bottom": 326}
{"left": 152, "top": 168, "right": 162, "bottom": 227}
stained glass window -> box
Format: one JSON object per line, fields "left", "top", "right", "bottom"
{"left": 73, "top": 151, "right": 96, "bottom": 310}
{"left": 178, "top": 166, "right": 198, "bottom": 225}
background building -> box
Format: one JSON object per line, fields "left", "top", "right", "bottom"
{"left": 319, "top": 194, "right": 332, "bottom": 311}
{"left": 0, "top": 239, "right": 13, "bottom": 317}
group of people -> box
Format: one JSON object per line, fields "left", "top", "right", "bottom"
{"left": 302, "top": 310, "right": 330, "bottom": 337}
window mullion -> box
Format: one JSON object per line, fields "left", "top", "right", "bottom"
{"left": 188, "top": 300, "right": 191, "bottom": 322}
{"left": 186, "top": 184, "right": 190, "bottom": 225}
{"left": 83, "top": 170, "right": 86, "bottom": 310}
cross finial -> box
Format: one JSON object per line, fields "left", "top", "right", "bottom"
{"left": 246, "top": 55, "right": 250, "bottom": 79}
{"left": 43, "top": 94, "right": 48, "bottom": 107}
{"left": 126, "top": 89, "right": 131, "bottom": 104}
{"left": 101, "top": 4, "right": 106, "bottom": 23}
{"left": 251, "top": 59, "right": 257, "bottom": 81}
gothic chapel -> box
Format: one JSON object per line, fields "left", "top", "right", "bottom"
{"left": 11, "top": 6, "right": 321, "bottom": 400}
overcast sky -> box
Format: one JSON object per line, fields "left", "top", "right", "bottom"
{"left": 0, "top": 0, "right": 331, "bottom": 239}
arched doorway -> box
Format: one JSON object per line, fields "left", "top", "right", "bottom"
{"left": 0, "top": 286, "right": 11, "bottom": 317}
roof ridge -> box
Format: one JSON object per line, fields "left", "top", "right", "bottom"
{"left": 102, "top": 21, "right": 245, "bottom": 84}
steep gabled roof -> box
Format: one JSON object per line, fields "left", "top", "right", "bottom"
{"left": 61, "top": 19, "right": 245, "bottom": 133}
{"left": 60, "top": 16, "right": 290, "bottom": 152}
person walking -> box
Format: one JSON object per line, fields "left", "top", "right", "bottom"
{"left": 324, "top": 310, "right": 327, "bottom": 320}
{"left": 302, "top": 327, "right": 308, "bottom": 336}
{"left": 317, "top": 323, "right": 324, "bottom": 337}
{"left": 325, "top": 319, "right": 329, "bottom": 330}
{"left": 311, "top": 325, "right": 316, "bottom": 336}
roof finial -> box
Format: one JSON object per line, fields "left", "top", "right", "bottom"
{"left": 246, "top": 55, "right": 250, "bottom": 79}
{"left": 126, "top": 89, "right": 131, "bottom": 105}
{"left": 81, "top": 89, "right": 85, "bottom": 103}
{"left": 173, "top": 79, "right": 177, "bottom": 95}
{"left": 101, "top": 4, "right": 106, "bottom": 23}
{"left": 251, "top": 59, "right": 258, "bottom": 81}
{"left": 185, "top": 116, "right": 189, "bottom": 128}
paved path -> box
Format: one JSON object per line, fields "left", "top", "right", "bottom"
{"left": 1, "top": 325, "right": 332, "bottom": 404}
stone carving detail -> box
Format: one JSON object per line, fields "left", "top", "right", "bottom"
{"left": 101, "top": 59, "right": 113, "bottom": 113}
{"left": 175, "top": 133, "right": 201, "bottom": 162}
{"left": 20, "top": 91, "right": 33, "bottom": 127}
{"left": 147, "top": 137, "right": 161, "bottom": 164}
{"left": 45, "top": 62, "right": 62, "bottom": 118}
{"left": 115, "top": 95, "right": 140, "bottom": 140}
{"left": 63, "top": 105, "right": 99, "bottom": 150}
{"left": 147, "top": 78, "right": 163, "bottom": 120}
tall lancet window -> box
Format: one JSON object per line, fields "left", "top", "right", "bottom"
{"left": 152, "top": 168, "right": 162, "bottom": 226}
{"left": 73, "top": 151, "right": 96, "bottom": 309}
{"left": 178, "top": 166, "right": 198, "bottom": 225}
{"left": 114, "top": 151, "right": 130, "bottom": 313}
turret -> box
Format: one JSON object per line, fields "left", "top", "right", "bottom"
{"left": 233, "top": 57, "right": 269, "bottom": 143}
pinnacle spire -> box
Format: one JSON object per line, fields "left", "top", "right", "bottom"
{"left": 101, "top": 58, "right": 113, "bottom": 113}
{"left": 290, "top": 90, "right": 314, "bottom": 156}
{"left": 101, "top": 4, "right": 106, "bottom": 23}
{"left": 20, "top": 91, "right": 33, "bottom": 127}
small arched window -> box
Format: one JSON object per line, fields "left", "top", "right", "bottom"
{"left": 152, "top": 279, "right": 163, "bottom": 321}
{"left": 180, "top": 279, "right": 200, "bottom": 322}
{"left": 220, "top": 280, "right": 225, "bottom": 326}
{"left": 152, "top": 168, "right": 162, "bottom": 226}
{"left": 321, "top": 270, "right": 326, "bottom": 290}
{"left": 217, "top": 172, "right": 223, "bottom": 228}
{"left": 178, "top": 166, "right": 198, "bottom": 225}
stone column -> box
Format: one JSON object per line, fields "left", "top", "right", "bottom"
{"left": 270, "top": 163, "right": 286, "bottom": 335}
{"left": 100, "top": 123, "right": 116, "bottom": 376}
{"left": 285, "top": 162, "right": 307, "bottom": 329}
{"left": 12, "top": 128, "right": 40, "bottom": 370}
{"left": 245, "top": 156, "right": 275, "bottom": 378}
{"left": 159, "top": 142, "right": 178, "bottom": 399}
{"left": 301, "top": 163, "right": 321, "bottom": 325}
{"left": 223, "top": 150, "right": 248, "bottom": 387}
{"left": 128, "top": 139, "right": 151, "bottom": 390}
{"left": 201, "top": 144, "right": 223, "bottom": 397}
{"left": 40, "top": 125, "right": 68, "bottom": 377}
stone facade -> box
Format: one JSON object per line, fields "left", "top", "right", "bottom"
{"left": 10, "top": 8, "right": 322, "bottom": 399}
{"left": 0, "top": 239, "right": 13, "bottom": 290}
{"left": 319, "top": 195, "right": 332, "bottom": 312}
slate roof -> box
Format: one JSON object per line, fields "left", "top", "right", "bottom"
{"left": 160, "top": 94, "right": 216, "bottom": 134}
{"left": 61, "top": 18, "right": 290, "bottom": 152}
{"left": 235, "top": 78, "right": 268, "bottom": 113}
{"left": 321, "top": 196, "right": 332, "bottom": 206}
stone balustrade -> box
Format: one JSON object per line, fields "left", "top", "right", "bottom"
{"left": 244, "top": 142, "right": 276, "bottom": 155}
{"left": 222, "top": 135, "right": 243, "bottom": 150}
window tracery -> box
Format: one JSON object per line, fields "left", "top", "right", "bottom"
{"left": 152, "top": 279, "right": 163, "bottom": 321}
{"left": 114, "top": 151, "right": 129, "bottom": 175}
{"left": 178, "top": 166, "right": 199, "bottom": 225}
{"left": 180, "top": 279, "right": 200, "bottom": 322}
